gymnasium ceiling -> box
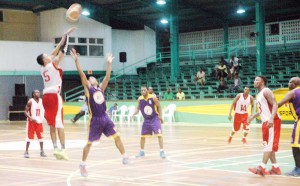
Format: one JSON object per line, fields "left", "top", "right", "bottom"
{"left": 1, "top": 0, "right": 300, "bottom": 32}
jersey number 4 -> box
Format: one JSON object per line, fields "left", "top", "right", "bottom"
{"left": 240, "top": 105, "right": 247, "bottom": 111}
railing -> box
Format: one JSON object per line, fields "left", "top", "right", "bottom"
{"left": 64, "top": 40, "right": 247, "bottom": 101}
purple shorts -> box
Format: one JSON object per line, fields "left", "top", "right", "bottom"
{"left": 88, "top": 115, "right": 117, "bottom": 142}
{"left": 141, "top": 116, "right": 162, "bottom": 136}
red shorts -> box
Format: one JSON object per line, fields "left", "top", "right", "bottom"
{"left": 233, "top": 113, "right": 249, "bottom": 132}
{"left": 42, "top": 94, "right": 64, "bottom": 128}
{"left": 26, "top": 120, "right": 43, "bottom": 141}
{"left": 262, "top": 118, "right": 281, "bottom": 152}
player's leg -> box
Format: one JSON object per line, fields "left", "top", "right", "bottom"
{"left": 286, "top": 147, "right": 300, "bottom": 176}
{"left": 242, "top": 115, "right": 249, "bottom": 144}
{"left": 249, "top": 122, "right": 270, "bottom": 176}
{"left": 80, "top": 142, "right": 92, "bottom": 177}
{"left": 24, "top": 121, "right": 33, "bottom": 158}
{"left": 36, "top": 124, "right": 46, "bottom": 157}
{"left": 228, "top": 113, "right": 241, "bottom": 144}
{"left": 152, "top": 117, "right": 166, "bottom": 158}
{"left": 136, "top": 120, "right": 150, "bottom": 158}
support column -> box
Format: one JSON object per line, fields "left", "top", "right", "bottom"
{"left": 223, "top": 23, "right": 229, "bottom": 59}
{"left": 255, "top": 0, "right": 266, "bottom": 75}
{"left": 169, "top": 0, "right": 180, "bottom": 81}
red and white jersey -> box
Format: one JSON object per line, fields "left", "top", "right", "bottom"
{"left": 234, "top": 93, "right": 252, "bottom": 114}
{"left": 41, "top": 62, "right": 62, "bottom": 94}
{"left": 28, "top": 98, "right": 44, "bottom": 124}
{"left": 256, "top": 88, "right": 279, "bottom": 122}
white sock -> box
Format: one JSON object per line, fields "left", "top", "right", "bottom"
{"left": 122, "top": 153, "right": 127, "bottom": 158}
{"left": 160, "top": 149, "right": 164, "bottom": 152}
{"left": 273, "top": 163, "right": 279, "bottom": 168}
{"left": 260, "top": 163, "right": 266, "bottom": 169}
{"left": 80, "top": 161, "right": 86, "bottom": 166}
{"left": 140, "top": 149, "right": 144, "bottom": 152}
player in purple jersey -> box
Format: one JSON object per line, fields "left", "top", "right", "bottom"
{"left": 132, "top": 86, "right": 166, "bottom": 159}
{"left": 70, "top": 48, "right": 129, "bottom": 177}
{"left": 278, "top": 77, "right": 300, "bottom": 176}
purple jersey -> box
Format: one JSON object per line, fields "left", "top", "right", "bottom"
{"left": 138, "top": 94, "right": 158, "bottom": 120}
{"left": 290, "top": 87, "right": 300, "bottom": 120}
{"left": 87, "top": 86, "right": 107, "bottom": 117}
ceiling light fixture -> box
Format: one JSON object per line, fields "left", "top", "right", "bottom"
{"left": 157, "top": 0, "right": 166, "bottom": 5}
{"left": 236, "top": 7, "right": 245, "bottom": 14}
{"left": 81, "top": 9, "right": 90, "bottom": 16}
{"left": 160, "top": 18, "right": 168, "bottom": 24}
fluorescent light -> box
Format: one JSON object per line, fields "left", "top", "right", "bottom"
{"left": 157, "top": 0, "right": 166, "bottom": 5}
{"left": 160, "top": 18, "right": 168, "bottom": 24}
{"left": 236, "top": 8, "right": 245, "bottom": 14}
{"left": 81, "top": 9, "right": 90, "bottom": 16}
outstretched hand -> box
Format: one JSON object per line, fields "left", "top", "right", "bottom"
{"left": 70, "top": 48, "right": 80, "bottom": 61}
{"left": 106, "top": 53, "right": 114, "bottom": 63}
{"left": 66, "top": 27, "right": 76, "bottom": 35}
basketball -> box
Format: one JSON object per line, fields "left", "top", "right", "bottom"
{"left": 66, "top": 3, "right": 82, "bottom": 22}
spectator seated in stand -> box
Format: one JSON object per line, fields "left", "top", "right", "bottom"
{"left": 217, "top": 77, "right": 228, "bottom": 94}
{"left": 176, "top": 88, "right": 185, "bottom": 101}
{"left": 164, "top": 87, "right": 174, "bottom": 100}
{"left": 216, "top": 61, "right": 228, "bottom": 80}
{"left": 229, "top": 73, "right": 242, "bottom": 93}
{"left": 194, "top": 68, "right": 206, "bottom": 86}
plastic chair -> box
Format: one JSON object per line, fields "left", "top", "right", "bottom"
{"left": 112, "top": 105, "right": 128, "bottom": 125}
{"left": 163, "top": 104, "right": 176, "bottom": 124}
{"left": 126, "top": 105, "right": 142, "bottom": 125}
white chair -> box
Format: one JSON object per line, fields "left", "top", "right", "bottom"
{"left": 126, "top": 105, "right": 143, "bottom": 125}
{"left": 163, "top": 104, "right": 176, "bottom": 124}
{"left": 112, "top": 105, "right": 128, "bottom": 125}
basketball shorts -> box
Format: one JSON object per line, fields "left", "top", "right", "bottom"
{"left": 88, "top": 115, "right": 118, "bottom": 143}
{"left": 233, "top": 113, "right": 249, "bottom": 132}
{"left": 42, "top": 93, "right": 64, "bottom": 128}
{"left": 291, "top": 120, "right": 300, "bottom": 148}
{"left": 262, "top": 118, "right": 281, "bottom": 152}
{"left": 141, "top": 116, "right": 162, "bottom": 137}
{"left": 26, "top": 120, "right": 43, "bottom": 142}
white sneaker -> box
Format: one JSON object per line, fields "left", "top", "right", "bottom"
{"left": 79, "top": 164, "right": 88, "bottom": 177}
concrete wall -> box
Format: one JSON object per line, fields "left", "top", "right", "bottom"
{"left": 0, "top": 9, "right": 38, "bottom": 41}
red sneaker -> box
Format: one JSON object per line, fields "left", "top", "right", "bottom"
{"left": 248, "top": 166, "right": 266, "bottom": 176}
{"left": 242, "top": 138, "right": 247, "bottom": 144}
{"left": 265, "top": 166, "right": 281, "bottom": 175}
{"left": 228, "top": 136, "right": 232, "bottom": 144}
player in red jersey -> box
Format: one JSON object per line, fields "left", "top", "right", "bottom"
{"left": 247, "top": 76, "right": 282, "bottom": 176}
{"left": 36, "top": 27, "right": 75, "bottom": 160}
{"left": 228, "top": 87, "right": 254, "bottom": 144}
{"left": 24, "top": 90, "right": 46, "bottom": 158}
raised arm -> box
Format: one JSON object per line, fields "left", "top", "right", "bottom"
{"left": 100, "top": 53, "right": 114, "bottom": 92}
{"left": 52, "top": 27, "right": 76, "bottom": 67}
{"left": 228, "top": 94, "right": 240, "bottom": 120}
{"left": 70, "top": 48, "right": 90, "bottom": 93}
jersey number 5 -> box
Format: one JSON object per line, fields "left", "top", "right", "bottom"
{"left": 43, "top": 71, "right": 50, "bottom": 82}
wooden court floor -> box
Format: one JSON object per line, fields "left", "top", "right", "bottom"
{"left": 0, "top": 121, "right": 299, "bottom": 186}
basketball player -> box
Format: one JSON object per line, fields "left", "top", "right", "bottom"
{"left": 24, "top": 90, "right": 46, "bottom": 158}
{"left": 36, "top": 27, "right": 75, "bottom": 160}
{"left": 228, "top": 87, "right": 254, "bottom": 144}
{"left": 132, "top": 86, "right": 166, "bottom": 159}
{"left": 247, "top": 76, "right": 282, "bottom": 176}
{"left": 70, "top": 48, "right": 129, "bottom": 177}
{"left": 277, "top": 77, "right": 300, "bottom": 176}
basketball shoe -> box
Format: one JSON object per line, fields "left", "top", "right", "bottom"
{"left": 228, "top": 136, "right": 232, "bottom": 144}
{"left": 265, "top": 166, "right": 281, "bottom": 175}
{"left": 242, "top": 138, "right": 247, "bottom": 144}
{"left": 136, "top": 151, "right": 145, "bottom": 158}
{"left": 285, "top": 167, "right": 300, "bottom": 177}
{"left": 160, "top": 151, "right": 166, "bottom": 159}
{"left": 79, "top": 164, "right": 88, "bottom": 177}
{"left": 248, "top": 166, "right": 266, "bottom": 176}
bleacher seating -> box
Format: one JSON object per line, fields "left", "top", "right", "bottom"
{"left": 104, "top": 50, "right": 300, "bottom": 100}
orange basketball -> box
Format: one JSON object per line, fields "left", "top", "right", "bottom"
{"left": 66, "top": 3, "right": 82, "bottom": 22}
